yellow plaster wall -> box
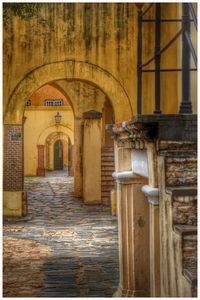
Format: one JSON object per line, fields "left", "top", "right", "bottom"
{"left": 24, "top": 108, "right": 74, "bottom": 176}
{"left": 3, "top": 3, "right": 182, "bottom": 123}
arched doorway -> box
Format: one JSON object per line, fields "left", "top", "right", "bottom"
{"left": 54, "top": 140, "right": 63, "bottom": 170}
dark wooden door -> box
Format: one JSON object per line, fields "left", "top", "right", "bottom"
{"left": 54, "top": 140, "right": 63, "bottom": 170}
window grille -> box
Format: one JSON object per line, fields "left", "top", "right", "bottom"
{"left": 44, "top": 99, "right": 64, "bottom": 106}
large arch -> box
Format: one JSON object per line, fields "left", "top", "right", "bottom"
{"left": 4, "top": 60, "right": 133, "bottom": 124}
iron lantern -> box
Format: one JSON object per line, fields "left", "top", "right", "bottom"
{"left": 55, "top": 112, "right": 62, "bottom": 124}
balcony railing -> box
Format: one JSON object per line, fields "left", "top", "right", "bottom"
{"left": 136, "top": 3, "right": 197, "bottom": 115}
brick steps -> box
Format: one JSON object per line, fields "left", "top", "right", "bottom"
{"left": 101, "top": 147, "right": 115, "bottom": 205}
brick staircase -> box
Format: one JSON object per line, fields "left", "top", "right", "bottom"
{"left": 164, "top": 154, "right": 197, "bottom": 296}
{"left": 101, "top": 147, "right": 115, "bottom": 205}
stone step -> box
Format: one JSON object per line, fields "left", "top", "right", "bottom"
{"left": 166, "top": 186, "right": 197, "bottom": 197}
{"left": 101, "top": 161, "right": 115, "bottom": 166}
{"left": 101, "top": 172, "right": 114, "bottom": 177}
{"left": 102, "top": 187, "right": 115, "bottom": 192}
{"left": 183, "top": 268, "right": 197, "bottom": 288}
{"left": 101, "top": 167, "right": 115, "bottom": 172}
{"left": 101, "top": 181, "right": 115, "bottom": 187}
{"left": 173, "top": 225, "right": 197, "bottom": 236}
{"left": 101, "top": 176, "right": 114, "bottom": 181}
{"left": 101, "top": 147, "right": 114, "bottom": 152}
{"left": 102, "top": 191, "right": 111, "bottom": 197}
{"left": 101, "top": 154, "right": 114, "bottom": 159}
{"left": 101, "top": 157, "right": 114, "bottom": 161}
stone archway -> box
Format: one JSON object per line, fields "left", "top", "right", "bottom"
{"left": 3, "top": 60, "right": 133, "bottom": 216}
{"left": 45, "top": 131, "right": 73, "bottom": 175}
{"left": 4, "top": 60, "right": 133, "bottom": 124}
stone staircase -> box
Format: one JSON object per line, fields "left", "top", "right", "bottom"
{"left": 164, "top": 154, "right": 197, "bottom": 296}
{"left": 101, "top": 147, "right": 115, "bottom": 205}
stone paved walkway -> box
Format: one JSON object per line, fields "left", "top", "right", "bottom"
{"left": 3, "top": 172, "right": 119, "bottom": 297}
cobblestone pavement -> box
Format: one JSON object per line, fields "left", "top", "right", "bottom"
{"left": 3, "top": 172, "right": 119, "bottom": 297}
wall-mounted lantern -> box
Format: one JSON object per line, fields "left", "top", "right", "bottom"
{"left": 55, "top": 112, "right": 62, "bottom": 124}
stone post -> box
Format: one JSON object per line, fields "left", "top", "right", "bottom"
{"left": 71, "top": 145, "right": 75, "bottom": 176}
{"left": 83, "top": 110, "right": 102, "bottom": 204}
{"left": 74, "top": 117, "right": 83, "bottom": 197}
{"left": 141, "top": 142, "right": 161, "bottom": 297}
{"left": 36, "top": 145, "right": 45, "bottom": 176}
{"left": 141, "top": 185, "right": 160, "bottom": 296}
{"left": 113, "top": 171, "right": 150, "bottom": 297}
{"left": 3, "top": 124, "right": 24, "bottom": 216}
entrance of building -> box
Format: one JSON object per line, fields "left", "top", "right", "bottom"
{"left": 54, "top": 140, "right": 63, "bottom": 170}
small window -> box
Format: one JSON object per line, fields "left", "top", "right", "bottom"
{"left": 44, "top": 99, "right": 64, "bottom": 106}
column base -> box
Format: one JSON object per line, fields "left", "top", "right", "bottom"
{"left": 113, "top": 286, "right": 149, "bottom": 297}
{"left": 84, "top": 199, "right": 102, "bottom": 205}
{"left": 3, "top": 191, "right": 24, "bottom": 217}
{"left": 36, "top": 168, "right": 45, "bottom": 176}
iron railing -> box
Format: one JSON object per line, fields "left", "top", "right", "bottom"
{"left": 137, "top": 3, "right": 197, "bottom": 115}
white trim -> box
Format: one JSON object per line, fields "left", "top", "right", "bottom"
{"left": 141, "top": 185, "right": 159, "bottom": 205}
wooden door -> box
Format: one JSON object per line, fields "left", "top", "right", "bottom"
{"left": 54, "top": 140, "right": 63, "bottom": 170}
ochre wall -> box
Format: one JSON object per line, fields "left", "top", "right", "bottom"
{"left": 3, "top": 3, "right": 183, "bottom": 124}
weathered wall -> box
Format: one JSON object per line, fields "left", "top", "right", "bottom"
{"left": 3, "top": 3, "right": 182, "bottom": 123}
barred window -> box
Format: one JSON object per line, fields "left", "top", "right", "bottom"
{"left": 44, "top": 99, "right": 64, "bottom": 106}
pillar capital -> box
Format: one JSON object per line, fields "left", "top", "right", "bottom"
{"left": 83, "top": 110, "right": 102, "bottom": 119}
{"left": 113, "top": 171, "right": 147, "bottom": 185}
{"left": 112, "top": 171, "right": 135, "bottom": 184}
{"left": 141, "top": 185, "right": 159, "bottom": 205}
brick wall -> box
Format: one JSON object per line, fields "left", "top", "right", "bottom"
{"left": 3, "top": 125, "right": 23, "bottom": 191}
{"left": 37, "top": 145, "right": 45, "bottom": 176}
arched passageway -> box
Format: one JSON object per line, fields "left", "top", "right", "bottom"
{"left": 3, "top": 61, "right": 128, "bottom": 297}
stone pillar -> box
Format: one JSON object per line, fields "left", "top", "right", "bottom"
{"left": 3, "top": 124, "right": 25, "bottom": 216}
{"left": 141, "top": 185, "right": 160, "bottom": 297}
{"left": 74, "top": 117, "right": 83, "bottom": 197}
{"left": 83, "top": 110, "right": 102, "bottom": 204}
{"left": 36, "top": 145, "right": 45, "bottom": 176}
{"left": 113, "top": 171, "right": 150, "bottom": 297}
{"left": 71, "top": 145, "right": 75, "bottom": 176}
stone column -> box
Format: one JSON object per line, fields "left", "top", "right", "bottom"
{"left": 71, "top": 145, "right": 75, "bottom": 176}
{"left": 141, "top": 185, "right": 160, "bottom": 297}
{"left": 74, "top": 117, "right": 83, "bottom": 197}
{"left": 36, "top": 145, "right": 45, "bottom": 176}
{"left": 48, "top": 142, "right": 54, "bottom": 170}
{"left": 3, "top": 124, "right": 24, "bottom": 216}
{"left": 113, "top": 171, "right": 150, "bottom": 297}
{"left": 142, "top": 142, "right": 161, "bottom": 297}
{"left": 83, "top": 110, "right": 102, "bottom": 204}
